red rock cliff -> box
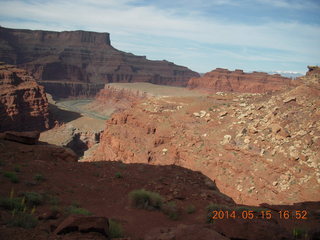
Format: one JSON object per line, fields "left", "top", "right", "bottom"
{"left": 0, "top": 62, "right": 50, "bottom": 132}
{"left": 188, "top": 68, "right": 294, "bottom": 93}
{"left": 0, "top": 26, "right": 199, "bottom": 98}
{"left": 90, "top": 69, "right": 320, "bottom": 205}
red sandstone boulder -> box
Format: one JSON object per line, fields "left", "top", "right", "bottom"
{"left": 4, "top": 131, "right": 40, "bottom": 145}
{"left": 54, "top": 216, "right": 109, "bottom": 238}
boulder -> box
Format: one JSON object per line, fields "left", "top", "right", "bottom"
{"left": 54, "top": 216, "right": 109, "bottom": 238}
{"left": 145, "top": 224, "right": 228, "bottom": 240}
{"left": 4, "top": 131, "right": 40, "bottom": 145}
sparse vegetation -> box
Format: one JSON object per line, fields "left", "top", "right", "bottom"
{"left": 186, "top": 204, "right": 196, "bottom": 214}
{"left": 292, "top": 228, "right": 308, "bottom": 239}
{"left": 22, "top": 192, "right": 43, "bottom": 206}
{"left": 1, "top": 189, "right": 38, "bottom": 229}
{"left": 13, "top": 164, "right": 21, "bottom": 172}
{"left": 234, "top": 206, "right": 269, "bottom": 212}
{"left": 0, "top": 196, "right": 25, "bottom": 211}
{"left": 162, "top": 201, "right": 180, "bottom": 220}
{"left": 129, "top": 189, "right": 163, "bottom": 210}
{"left": 109, "top": 219, "right": 124, "bottom": 238}
{"left": 67, "top": 205, "right": 92, "bottom": 216}
{"left": 115, "top": 172, "right": 123, "bottom": 178}
{"left": 34, "top": 173, "right": 45, "bottom": 183}
{"left": 47, "top": 195, "right": 60, "bottom": 206}
{"left": 3, "top": 171, "right": 19, "bottom": 183}
{"left": 7, "top": 212, "right": 38, "bottom": 229}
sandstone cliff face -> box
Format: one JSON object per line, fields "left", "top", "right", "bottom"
{"left": 188, "top": 68, "right": 294, "bottom": 93}
{"left": 87, "top": 84, "right": 148, "bottom": 114}
{"left": 39, "top": 81, "right": 105, "bottom": 99}
{"left": 0, "top": 26, "right": 199, "bottom": 98}
{"left": 0, "top": 63, "right": 50, "bottom": 132}
{"left": 91, "top": 69, "right": 320, "bottom": 205}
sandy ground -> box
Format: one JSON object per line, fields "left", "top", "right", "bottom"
{"left": 106, "top": 82, "right": 207, "bottom": 97}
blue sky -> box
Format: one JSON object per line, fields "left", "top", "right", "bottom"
{"left": 0, "top": 0, "right": 319, "bottom": 74}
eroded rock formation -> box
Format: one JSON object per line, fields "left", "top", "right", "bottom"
{"left": 188, "top": 68, "right": 296, "bottom": 93}
{"left": 0, "top": 63, "right": 50, "bottom": 132}
{"left": 0, "top": 26, "right": 199, "bottom": 98}
{"left": 91, "top": 68, "right": 320, "bottom": 205}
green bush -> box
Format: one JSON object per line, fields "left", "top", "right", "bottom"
{"left": 115, "top": 172, "right": 123, "bottom": 178}
{"left": 67, "top": 205, "right": 92, "bottom": 216}
{"left": 22, "top": 192, "right": 43, "bottom": 206}
{"left": 0, "top": 197, "right": 25, "bottom": 211}
{"left": 186, "top": 204, "right": 196, "bottom": 214}
{"left": 13, "top": 165, "right": 21, "bottom": 172}
{"left": 293, "top": 228, "right": 307, "bottom": 239}
{"left": 3, "top": 172, "right": 19, "bottom": 183}
{"left": 47, "top": 195, "right": 60, "bottom": 206}
{"left": 7, "top": 212, "right": 38, "bottom": 229}
{"left": 34, "top": 173, "right": 45, "bottom": 183}
{"left": 129, "top": 189, "right": 163, "bottom": 210}
{"left": 162, "top": 201, "right": 180, "bottom": 220}
{"left": 109, "top": 219, "right": 124, "bottom": 238}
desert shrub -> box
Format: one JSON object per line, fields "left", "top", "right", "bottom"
{"left": 0, "top": 159, "right": 5, "bottom": 166}
{"left": 186, "top": 204, "right": 196, "bottom": 214}
{"left": 13, "top": 165, "right": 21, "bottom": 172}
{"left": 3, "top": 171, "right": 19, "bottom": 183}
{"left": 0, "top": 197, "right": 25, "bottom": 211}
{"left": 162, "top": 201, "right": 180, "bottom": 220}
{"left": 115, "top": 172, "right": 123, "bottom": 178}
{"left": 47, "top": 195, "right": 60, "bottom": 206}
{"left": 34, "top": 173, "right": 45, "bottom": 183}
{"left": 22, "top": 192, "right": 43, "bottom": 206}
{"left": 67, "top": 205, "right": 91, "bottom": 216}
{"left": 129, "top": 189, "right": 163, "bottom": 210}
{"left": 292, "top": 228, "right": 308, "bottom": 239}
{"left": 7, "top": 212, "right": 38, "bottom": 228}
{"left": 206, "top": 203, "right": 230, "bottom": 223}
{"left": 109, "top": 219, "right": 124, "bottom": 238}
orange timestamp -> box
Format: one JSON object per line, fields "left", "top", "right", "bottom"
{"left": 211, "top": 210, "right": 308, "bottom": 220}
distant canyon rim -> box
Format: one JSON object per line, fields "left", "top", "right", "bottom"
{"left": 0, "top": 26, "right": 319, "bottom": 240}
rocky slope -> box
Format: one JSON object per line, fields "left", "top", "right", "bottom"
{"left": 90, "top": 84, "right": 148, "bottom": 113}
{"left": 0, "top": 26, "right": 199, "bottom": 98}
{"left": 90, "top": 67, "right": 320, "bottom": 206}
{"left": 188, "top": 68, "right": 297, "bottom": 93}
{"left": 0, "top": 62, "right": 50, "bottom": 132}
{"left": 1, "top": 135, "right": 319, "bottom": 239}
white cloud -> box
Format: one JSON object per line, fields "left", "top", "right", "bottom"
{"left": 0, "top": 0, "right": 319, "bottom": 72}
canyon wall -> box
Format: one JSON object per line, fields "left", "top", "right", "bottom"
{"left": 38, "top": 81, "right": 105, "bottom": 99}
{"left": 0, "top": 63, "right": 50, "bottom": 132}
{"left": 0, "top": 26, "right": 199, "bottom": 98}
{"left": 188, "top": 68, "right": 295, "bottom": 93}
{"left": 90, "top": 68, "right": 320, "bottom": 205}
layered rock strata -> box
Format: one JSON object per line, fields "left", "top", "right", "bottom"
{"left": 0, "top": 26, "right": 199, "bottom": 98}
{"left": 188, "top": 68, "right": 296, "bottom": 93}
{"left": 0, "top": 63, "right": 50, "bottom": 132}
